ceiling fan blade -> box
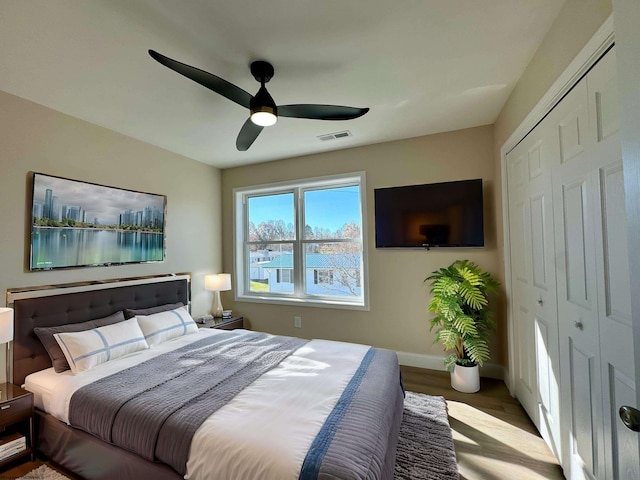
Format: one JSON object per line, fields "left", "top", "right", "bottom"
{"left": 278, "top": 104, "right": 369, "bottom": 120}
{"left": 149, "top": 50, "right": 252, "bottom": 109}
{"left": 236, "top": 118, "right": 264, "bottom": 151}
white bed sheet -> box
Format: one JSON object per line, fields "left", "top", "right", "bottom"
{"left": 25, "top": 329, "right": 370, "bottom": 480}
{"left": 25, "top": 328, "right": 225, "bottom": 422}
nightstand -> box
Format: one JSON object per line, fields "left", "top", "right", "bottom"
{"left": 197, "top": 316, "right": 244, "bottom": 331}
{"left": 0, "top": 383, "right": 34, "bottom": 467}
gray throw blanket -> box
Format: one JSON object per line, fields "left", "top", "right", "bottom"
{"left": 69, "top": 331, "right": 308, "bottom": 475}
{"left": 299, "top": 348, "right": 404, "bottom": 480}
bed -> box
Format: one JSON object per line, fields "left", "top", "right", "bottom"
{"left": 7, "top": 274, "right": 404, "bottom": 480}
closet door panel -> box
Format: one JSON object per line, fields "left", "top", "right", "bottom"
{"left": 549, "top": 74, "right": 604, "bottom": 479}
{"left": 592, "top": 154, "right": 636, "bottom": 480}
{"left": 558, "top": 178, "right": 603, "bottom": 480}
{"left": 557, "top": 81, "right": 592, "bottom": 165}
{"left": 511, "top": 200, "right": 529, "bottom": 284}
{"left": 587, "top": 48, "right": 638, "bottom": 479}
{"left": 569, "top": 340, "right": 598, "bottom": 479}
{"left": 509, "top": 151, "right": 528, "bottom": 188}
{"left": 599, "top": 163, "right": 631, "bottom": 323}
{"left": 529, "top": 120, "right": 563, "bottom": 461}
{"left": 528, "top": 140, "right": 545, "bottom": 180}
{"left": 508, "top": 140, "right": 533, "bottom": 411}
{"left": 556, "top": 174, "right": 603, "bottom": 480}
{"left": 517, "top": 305, "right": 535, "bottom": 397}
{"left": 507, "top": 119, "right": 562, "bottom": 455}
{"left": 508, "top": 184, "right": 538, "bottom": 419}
{"left": 535, "top": 313, "right": 560, "bottom": 454}
{"left": 559, "top": 114, "right": 586, "bottom": 164}
{"left": 588, "top": 49, "right": 620, "bottom": 142}
{"left": 530, "top": 192, "right": 548, "bottom": 290}
{"left": 562, "top": 180, "right": 592, "bottom": 308}
{"left": 596, "top": 161, "right": 637, "bottom": 479}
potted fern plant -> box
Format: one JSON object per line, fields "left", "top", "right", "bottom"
{"left": 426, "top": 260, "right": 499, "bottom": 393}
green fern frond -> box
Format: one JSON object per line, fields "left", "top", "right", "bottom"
{"left": 437, "top": 330, "right": 459, "bottom": 350}
{"left": 458, "top": 282, "right": 487, "bottom": 310}
{"left": 457, "top": 266, "right": 483, "bottom": 286}
{"left": 452, "top": 315, "right": 477, "bottom": 336}
{"left": 463, "top": 336, "right": 491, "bottom": 366}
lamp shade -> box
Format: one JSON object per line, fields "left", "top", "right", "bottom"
{"left": 205, "top": 274, "right": 232, "bottom": 292}
{"left": 0, "top": 308, "right": 14, "bottom": 344}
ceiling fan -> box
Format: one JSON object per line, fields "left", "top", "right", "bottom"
{"left": 148, "top": 50, "right": 369, "bottom": 151}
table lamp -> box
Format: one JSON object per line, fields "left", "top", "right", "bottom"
{"left": 0, "top": 308, "right": 14, "bottom": 384}
{"left": 205, "top": 274, "right": 232, "bottom": 318}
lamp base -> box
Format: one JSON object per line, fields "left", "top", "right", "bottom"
{"left": 5, "top": 341, "right": 11, "bottom": 384}
{"left": 212, "top": 291, "right": 224, "bottom": 318}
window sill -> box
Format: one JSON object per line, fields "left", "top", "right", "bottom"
{"left": 235, "top": 294, "right": 369, "bottom": 311}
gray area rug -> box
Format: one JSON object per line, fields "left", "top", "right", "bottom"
{"left": 394, "top": 391, "right": 459, "bottom": 480}
{"left": 17, "top": 465, "right": 71, "bottom": 480}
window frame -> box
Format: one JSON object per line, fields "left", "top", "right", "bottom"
{"left": 233, "top": 172, "right": 369, "bottom": 310}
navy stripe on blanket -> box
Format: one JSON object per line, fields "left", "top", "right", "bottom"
{"left": 299, "top": 347, "right": 376, "bottom": 480}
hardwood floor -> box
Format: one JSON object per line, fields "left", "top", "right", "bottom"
{"left": 402, "top": 366, "right": 565, "bottom": 480}
{"left": 2, "top": 368, "right": 563, "bottom": 480}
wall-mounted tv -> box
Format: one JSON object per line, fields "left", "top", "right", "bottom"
{"left": 374, "top": 178, "right": 484, "bottom": 248}
{"left": 30, "top": 173, "right": 166, "bottom": 271}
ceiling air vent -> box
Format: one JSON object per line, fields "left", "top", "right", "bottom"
{"left": 317, "top": 130, "right": 352, "bottom": 142}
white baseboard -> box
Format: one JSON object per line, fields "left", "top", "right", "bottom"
{"left": 396, "top": 350, "right": 505, "bottom": 380}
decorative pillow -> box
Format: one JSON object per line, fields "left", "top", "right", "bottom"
{"left": 54, "top": 317, "right": 149, "bottom": 374}
{"left": 34, "top": 311, "right": 125, "bottom": 373}
{"left": 136, "top": 307, "right": 198, "bottom": 347}
{"left": 124, "top": 302, "right": 185, "bottom": 320}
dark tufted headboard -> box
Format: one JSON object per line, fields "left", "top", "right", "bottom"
{"left": 7, "top": 275, "right": 190, "bottom": 385}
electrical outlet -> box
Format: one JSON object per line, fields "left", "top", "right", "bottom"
{"left": 294, "top": 316, "right": 302, "bottom": 328}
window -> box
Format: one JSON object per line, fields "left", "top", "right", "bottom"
{"left": 234, "top": 172, "right": 368, "bottom": 309}
{"left": 277, "top": 269, "right": 293, "bottom": 284}
{"left": 314, "top": 269, "right": 334, "bottom": 285}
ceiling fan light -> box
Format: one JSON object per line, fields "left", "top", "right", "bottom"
{"left": 251, "top": 108, "right": 278, "bottom": 126}
{"left": 250, "top": 85, "right": 278, "bottom": 126}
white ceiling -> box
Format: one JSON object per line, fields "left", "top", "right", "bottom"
{"left": 0, "top": 1, "right": 564, "bottom": 168}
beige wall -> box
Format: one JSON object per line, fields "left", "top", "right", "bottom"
{"left": 0, "top": 90, "right": 222, "bottom": 324}
{"left": 222, "top": 125, "right": 505, "bottom": 368}
{"left": 495, "top": 0, "right": 612, "bottom": 148}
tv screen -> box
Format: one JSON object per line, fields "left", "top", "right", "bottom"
{"left": 374, "top": 179, "right": 484, "bottom": 248}
{"left": 30, "top": 172, "right": 166, "bottom": 270}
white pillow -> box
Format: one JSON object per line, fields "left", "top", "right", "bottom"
{"left": 136, "top": 307, "right": 198, "bottom": 347}
{"left": 54, "top": 317, "right": 149, "bottom": 374}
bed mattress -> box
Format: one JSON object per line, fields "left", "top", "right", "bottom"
{"left": 25, "top": 328, "right": 403, "bottom": 480}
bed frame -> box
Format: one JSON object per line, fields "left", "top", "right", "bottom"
{"left": 6, "top": 274, "right": 190, "bottom": 480}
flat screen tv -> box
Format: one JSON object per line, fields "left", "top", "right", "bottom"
{"left": 374, "top": 178, "right": 484, "bottom": 248}
{"left": 30, "top": 172, "right": 166, "bottom": 270}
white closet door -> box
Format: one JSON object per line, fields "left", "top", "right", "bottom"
{"left": 550, "top": 47, "right": 636, "bottom": 480}
{"left": 587, "top": 50, "right": 638, "bottom": 480}
{"left": 527, "top": 119, "right": 562, "bottom": 460}
{"left": 506, "top": 46, "right": 637, "bottom": 479}
{"left": 506, "top": 114, "right": 562, "bottom": 459}
{"left": 550, "top": 79, "right": 604, "bottom": 480}
{"left": 507, "top": 139, "right": 539, "bottom": 423}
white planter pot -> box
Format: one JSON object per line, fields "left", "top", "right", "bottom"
{"left": 450, "top": 364, "right": 480, "bottom": 393}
